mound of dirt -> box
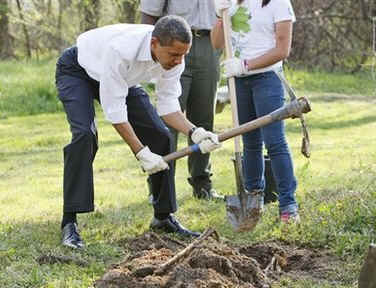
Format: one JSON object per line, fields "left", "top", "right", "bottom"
{"left": 95, "top": 229, "right": 341, "bottom": 288}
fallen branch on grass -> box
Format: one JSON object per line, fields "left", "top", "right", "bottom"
{"left": 154, "top": 228, "right": 219, "bottom": 275}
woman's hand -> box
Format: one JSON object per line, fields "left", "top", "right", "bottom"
{"left": 214, "top": 0, "right": 232, "bottom": 17}
{"left": 222, "top": 57, "right": 248, "bottom": 77}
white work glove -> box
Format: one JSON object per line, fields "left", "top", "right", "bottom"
{"left": 214, "top": 0, "right": 232, "bottom": 17}
{"left": 222, "top": 57, "right": 248, "bottom": 78}
{"left": 198, "top": 139, "right": 222, "bottom": 153}
{"left": 191, "top": 127, "right": 221, "bottom": 154}
{"left": 136, "top": 146, "right": 169, "bottom": 175}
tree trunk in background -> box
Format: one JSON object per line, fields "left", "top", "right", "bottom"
{"left": 79, "top": 0, "right": 100, "bottom": 32}
{"left": 290, "top": 0, "right": 375, "bottom": 72}
{"left": 0, "top": 0, "right": 14, "bottom": 59}
{"left": 15, "top": 0, "right": 31, "bottom": 58}
{"left": 118, "top": 0, "right": 139, "bottom": 23}
{"left": 57, "top": 0, "right": 67, "bottom": 50}
{"left": 47, "top": 0, "right": 52, "bottom": 16}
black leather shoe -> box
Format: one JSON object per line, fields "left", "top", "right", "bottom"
{"left": 61, "top": 223, "right": 84, "bottom": 249}
{"left": 150, "top": 215, "right": 201, "bottom": 238}
{"left": 188, "top": 177, "right": 225, "bottom": 201}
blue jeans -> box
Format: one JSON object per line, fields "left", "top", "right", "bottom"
{"left": 235, "top": 71, "right": 297, "bottom": 214}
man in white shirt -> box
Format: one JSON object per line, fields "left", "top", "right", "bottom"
{"left": 55, "top": 15, "right": 221, "bottom": 249}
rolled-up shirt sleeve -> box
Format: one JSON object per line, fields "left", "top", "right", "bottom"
{"left": 99, "top": 46, "right": 130, "bottom": 124}
{"left": 274, "top": 0, "right": 296, "bottom": 23}
{"left": 155, "top": 63, "right": 184, "bottom": 116}
{"left": 140, "top": 0, "right": 165, "bottom": 17}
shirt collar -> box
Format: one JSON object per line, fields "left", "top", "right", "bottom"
{"left": 137, "top": 31, "right": 153, "bottom": 62}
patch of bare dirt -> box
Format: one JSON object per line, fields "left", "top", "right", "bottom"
{"left": 95, "top": 229, "right": 342, "bottom": 288}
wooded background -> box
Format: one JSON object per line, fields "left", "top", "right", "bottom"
{"left": 0, "top": 0, "right": 375, "bottom": 72}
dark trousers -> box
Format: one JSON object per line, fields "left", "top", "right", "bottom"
{"left": 170, "top": 33, "right": 220, "bottom": 180}
{"left": 55, "top": 47, "right": 177, "bottom": 215}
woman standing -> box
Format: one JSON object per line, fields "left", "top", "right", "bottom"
{"left": 211, "top": 0, "right": 299, "bottom": 222}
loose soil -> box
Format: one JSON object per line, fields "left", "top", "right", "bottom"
{"left": 94, "top": 229, "right": 343, "bottom": 288}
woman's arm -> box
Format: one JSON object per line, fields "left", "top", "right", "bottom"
{"left": 210, "top": 19, "right": 225, "bottom": 50}
{"left": 245, "top": 20, "right": 293, "bottom": 71}
{"left": 141, "top": 12, "right": 158, "bottom": 25}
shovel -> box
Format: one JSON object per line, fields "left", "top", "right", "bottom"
{"left": 163, "top": 98, "right": 310, "bottom": 163}
{"left": 163, "top": 97, "right": 311, "bottom": 231}
{"left": 221, "top": 8, "right": 261, "bottom": 232}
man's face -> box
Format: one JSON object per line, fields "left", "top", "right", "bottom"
{"left": 151, "top": 37, "right": 191, "bottom": 70}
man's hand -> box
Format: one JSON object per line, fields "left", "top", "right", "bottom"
{"left": 136, "top": 146, "right": 169, "bottom": 175}
{"left": 214, "top": 0, "right": 232, "bottom": 17}
{"left": 191, "top": 127, "right": 221, "bottom": 154}
{"left": 222, "top": 58, "right": 248, "bottom": 78}
{"left": 198, "top": 139, "right": 221, "bottom": 153}
{"left": 190, "top": 127, "right": 215, "bottom": 143}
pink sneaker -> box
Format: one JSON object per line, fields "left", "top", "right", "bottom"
{"left": 280, "top": 212, "right": 300, "bottom": 224}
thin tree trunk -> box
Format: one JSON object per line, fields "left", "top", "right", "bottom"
{"left": 57, "top": 0, "right": 64, "bottom": 49}
{"left": 119, "top": 0, "right": 139, "bottom": 23}
{"left": 0, "top": 0, "right": 15, "bottom": 59}
{"left": 79, "top": 0, "right": 100, "bottom": 32}
{"left": 47, "top": 0, "right": 52, "bottom": 16}
{"left": 15, "top": 0, "right": 31, "bottom": 58}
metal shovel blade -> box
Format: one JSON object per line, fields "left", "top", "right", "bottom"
{"left": 225, "top": 153, "right": 264, "bottom": 232}
{"left": 226, "top": 190, "right": 264, "bottom": 232}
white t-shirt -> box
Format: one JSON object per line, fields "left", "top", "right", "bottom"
{"left": 228, "top": 0, "right": 296, "bottom": 75}
{"left": 77, "top": 24, "right": 184, "bottom": 124}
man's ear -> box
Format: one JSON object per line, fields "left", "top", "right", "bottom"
{"left": 151, "top": 37, "right": 159, "bottom": 49}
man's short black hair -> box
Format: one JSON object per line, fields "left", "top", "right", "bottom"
{"left": 152, "top": 15, "right": 192, "bottom": 46}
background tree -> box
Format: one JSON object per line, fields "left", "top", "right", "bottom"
{"left": 0, "top": 0, "right": 14, "bottom": 59}
{"left": 113, "top": 0, "right": 139, "bottom": 24}
{"left": 291, "top": 0, "right": 376, "bottom": 72}
{"left": 15, "top": 0, "right": 31, "bottom": 58}
{"left": 2, "top": 0, "right": 374, "bottom": 72}
{"left": 79, "top": 0, "right": 101, "bottom": 32}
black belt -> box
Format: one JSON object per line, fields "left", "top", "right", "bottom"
{"left": 191, "top": 29, "right": 210, "bottom": 37}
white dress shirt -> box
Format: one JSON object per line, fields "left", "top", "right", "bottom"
{"left": 77, "top": 24, "right": 183, "bottom": 124}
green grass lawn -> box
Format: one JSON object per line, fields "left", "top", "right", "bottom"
{"left": 0, "top": 61, "right": 375, "bottom": 287}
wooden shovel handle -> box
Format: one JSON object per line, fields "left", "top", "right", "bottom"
{"left": 163, "top": 97, "right": 311, "bottom": 163}
{"left": 222, "top": 9, "right": 242, "bottom": 154}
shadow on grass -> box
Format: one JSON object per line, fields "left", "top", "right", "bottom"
{"left": 0, "top": 191, "right": 201, "bottom": 257}
{"left": 0, "top": 201, "right": 153, "bottom": 272}
{"left": 308, "top": 93, "right": 376, "bottom": 103}
{"left": 0, "top": 148, "right": 60, "bottom": 158}
{"left": 0, "top": 194, "right": 206, "bottom": 288}
{"left": 286, "top": 114, "right": 376, "bottom": 133}
{"left": 0, "top": 139, "right": 123, "bottom": 159}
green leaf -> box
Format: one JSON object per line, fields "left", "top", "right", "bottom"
{"left": 231, "top": 7, "right": 251, "bottom": 33}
